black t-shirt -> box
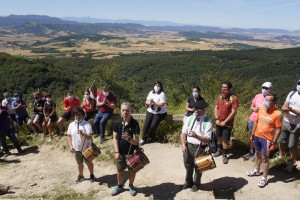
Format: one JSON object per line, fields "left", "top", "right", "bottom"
{"left": 113, "top": 116, "right": 140, "bottom": 155}
{"left": 185, "top": 96, "right": 205, "bottom": 117}
{"left": 44, "top": 101, "right": 57, "bottom": 116}
{"left": 33, "top": 99, "right": 45, "bottom": 114}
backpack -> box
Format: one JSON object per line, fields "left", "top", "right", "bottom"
{"left": 187, "top": 115, "right": 217, "bottom": 153}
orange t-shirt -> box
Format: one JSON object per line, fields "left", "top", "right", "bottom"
{"left": 254, "top": 106, "right": 282, "bottom": 141}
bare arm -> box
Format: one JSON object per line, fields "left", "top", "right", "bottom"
{"left": 185, "top": 102, "right": 193, "bottom": 112}
{"left": 113, "top": 131, "right": 120, "bottom": 160}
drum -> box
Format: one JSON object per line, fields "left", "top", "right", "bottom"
{"left": 126, "top": 148, "right": 150, "bottom": 173}
{"left": 82, "top": 143, "right": 101, "bottom": 162}
{"left": 194, "top": 154, "right": 216, "bottom": 173}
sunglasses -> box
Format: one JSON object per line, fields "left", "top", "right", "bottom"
{"left": 262, "top": 87, "right": 270, "bottom": 90}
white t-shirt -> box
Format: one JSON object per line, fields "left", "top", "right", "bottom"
{"left": 182, "top": 114, "right": 212, "bottom": 145}
{"left": 2, "top": 98, "right": 15, "bottom": 115}
{"left": 284, "top": 91, "right": 300, "bottom": 125}
{"left": 67, "top": 120, "right": 92, "bottom": 151}
{"left": 146, "top": 91, "right": 167, "bottom": 114}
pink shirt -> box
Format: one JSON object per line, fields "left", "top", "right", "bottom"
{"left": 249, "top": 93, "right": 266, "bottom": 121}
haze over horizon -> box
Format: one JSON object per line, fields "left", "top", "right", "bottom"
{"left": 1, "top": 0, "right": 300, "bottom": 30}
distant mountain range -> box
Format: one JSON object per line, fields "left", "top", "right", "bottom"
{"left": 1, "top": 14, "right": 300, "bottom": 36}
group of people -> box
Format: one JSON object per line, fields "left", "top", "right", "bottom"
{"left": 1, "top": 79, "right": 300, "bottom": 196}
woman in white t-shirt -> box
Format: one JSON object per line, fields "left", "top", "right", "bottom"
{"left": 140, "top": 81, "right": 167, "bottom": 145}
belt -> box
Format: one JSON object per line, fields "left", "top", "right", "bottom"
{"left": 187, "top": 143, "right": 207, "bottom": 149}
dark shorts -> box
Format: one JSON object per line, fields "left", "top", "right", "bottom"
{"left": 216, "top": 125, "right": 232, "bottom": 141}
{"left": 74, "top": 151, "right": 92, "bottom": 165}
{"left": 278, "top": 120, "right": 300, "bottom": 149}
{"left": 45, "top": 115, "right": 58, "bottom": 123}
{"left": 84, "top": 112, "right": 94, "bottom": 121}
{"left": 116, "top": 154, "right": 133, "bottom": 172}
{"left": 30, "top": 113, "right": 44, "bottom": 123}
{"left": 60, "top": 112, "right": 72, "bottom": 121}
{"left": 253, "top": 136, "right": 269, "bottom": 157}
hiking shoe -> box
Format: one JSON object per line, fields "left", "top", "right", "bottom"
{"left": 223, "top": 155, "right": 229, "bottom": 164}
{"left": 139, "top": 139, "right": 145, "bottom": 146}
{"left": 111, "top": 185, "right": 124, "bottom": 196}
{"left": 286, "top": 162, "right": 294, "bottom": 173}
{"left": 258, "top": 176, "right": 268, "bottom": 188}
{"left": 181, "top": 183, "right": 193, "bottom": 190}
{"left": 247, "top": 169, "right": 261, "bottom": 176}
{"left": 191, "top": 184, "right": 199, "bottom": 192}
{"left": 213, "top": 150, "right": 222, "bottom": 157}
{"left": 75, "top": 175, "right": 85, "bottom": 184}
{"left": 129, "top": 185, "right": 137, "bottom": 196}
{"left": 90, "top": 174, "right": 95, "bottom": 182}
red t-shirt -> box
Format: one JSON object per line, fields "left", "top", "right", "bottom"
{"left": 215, "top": 94, "right": 239, "bottom": 126}
{"left": 82, "top": 99, "right": 95, "bottom": 113}
{"left": 63, "top": 97, "right": 80, "bottom": 113}
{"left": 97, "top": 92, "right": 116, "bottom": 113}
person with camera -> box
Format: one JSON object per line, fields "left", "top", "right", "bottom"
{"left": 140, "top": 81, "right": 167, "bottom": 145}
{"left": 180, "top": 100, "right": 212, "bottom": 192}
{"left": 246, "top": 93, "right": 282, "bottom": 188}
{"left": 66, "top": 107, "right": 95, "bottom": 184}
{"left": 111, "top": 102, "right": 140, "bottom": 196}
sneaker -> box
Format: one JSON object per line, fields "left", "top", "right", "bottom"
{"left": 286, "top": 162, "right": 294, "bottom": 173}
{"left": 111, "top": 185, "right": 124, "bottom": 196}
{"left": 246, "top": 169, "right": 261, "bottom": 176}
{"left": 75, "top": 175, "right": 85, "bottom": 184}
{"left": 129, "top": 185, "right": 137, "bottom": 196}
{"left": 139, "top": 139, "right": 145, "bottom": 146}
{"left": 243, "top": 152, "right": 253, "bottom": 160}
{"left": 181, "top": 183, "right": 193, "bottom": 190}
{"left": 191, "top": 184, "right": 199, "bottom": 192}
{"left": 213, "top": 150, "right": 222, "bottom": 157}
{"left": 223, "top": 155, "right": 229, "bottom": 164}
{"left": 90, "top": 174, "right": 95, "bottom": 182}
{"left": 258, "top": 176, "right": 268, "bottom": 187}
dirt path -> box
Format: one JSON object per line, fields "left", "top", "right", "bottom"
{"left": 1, "top": 139, "right": 300, "bottom": 200}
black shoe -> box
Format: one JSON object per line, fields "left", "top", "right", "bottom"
{"left": 90, "top": 174, "right": 95, "bottom": 182}
{"left": 191, "top": 184, "right": 199, "bottom": 192}
{"left": 75, "top": 175, "right": 85, "bottom": 184}
{"left": 181, "top": 183, "right": 192, "bottom": 190}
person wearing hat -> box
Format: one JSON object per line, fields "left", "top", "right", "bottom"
{"left": 277, "top": 80, "right": 300, "bottom": 172}
{"left": 11, "top": 92, "right": 29, "bottom": 126}
{"left": 93, "top": 85, "right": 116, "bottom": 143}
{"left": 42, "top": 93, "right": 58, "bottom": 142}
{"left": 180, "top": 100, "right": 212, "bottom": 192}
{"left": 214, "top": 81, "right": 239, "bottom": 164}
{"left": 243, "top": 82, "right": 273, "bottom": 160}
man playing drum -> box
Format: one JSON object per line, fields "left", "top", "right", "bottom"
{"left": 111, "top": 102, "right": 140, "bottom": 196}
{"left": 66, "top": 107, "right": 95, "bottom": 183}
{"left": 181, "top": 100, "right": 212, "bottom": 192}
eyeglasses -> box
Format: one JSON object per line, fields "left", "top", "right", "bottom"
{"left": 262, "top": 87, "right": 270, "bottom": 90}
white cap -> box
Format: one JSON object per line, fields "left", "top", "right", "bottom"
{"left": 262, "top": 82, "right": 272, "bottom": 88}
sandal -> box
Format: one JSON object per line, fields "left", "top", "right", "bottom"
{"left": 246, "top": 169, "right": 260, "bottom": 176}
{"left": 258, "top": 176, "right": 268, "bottom": 187}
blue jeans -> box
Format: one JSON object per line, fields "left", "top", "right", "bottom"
{"left": 93, "top": 112, "right": 112, "bottom": 140}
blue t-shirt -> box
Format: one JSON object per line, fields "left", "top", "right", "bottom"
{"left": 12, "top": 99, "right": 29, "bottom": 119}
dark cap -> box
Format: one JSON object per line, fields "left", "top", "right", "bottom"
{"left": 190, "top": 100, "right": 208, "bottom": 109}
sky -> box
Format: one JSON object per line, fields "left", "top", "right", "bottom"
{"left": 1, "top": 0, "right": 300, "bottom": 30}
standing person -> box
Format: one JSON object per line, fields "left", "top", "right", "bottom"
{"left": 244, "top": 82, "right": 272, "bottom": 160}
{"left": 2, "top": 92, "right": 16, "bottom": 126}
{"left": 66, "top": 107, "right": 95, "bottom": 183}
{"left": 139, "top": 81, "right": 167, "bottom": 145}
{"left": 183, "top": 86, "right": 205, "bottom": 123}
{"left": 81, "top": 90, "right": 96, "bottom": 121}
{"left": 93, "top": 86, "right": 116, "bottom": 143}
{"left": 57, "top": 90, "right": 80, "bottom": 138}
{"left": 42, "top": 94, "right": 57, "bottom": 142}
{"left": 12, "top": 92, "right": 29, "bottom": 126}
{"left": 277, "top": 80, "right": 300, "bottom": 172}
{"left": 214, "top": 81, "right": 239, "bottom": 164}
{"left": 246, "top": 93, "right": 282, "bottom": 188}
{"left": 27, "top": 91, "right": 45, "bottom": 136}
{"left": 180, "top": 100, "right": 212, "bottom": 192}
{"left": 111, "top": 102, "right": 140, "bottom": 196}
{"left": 0, "top": 108, "right": 23, "bottom": 157}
